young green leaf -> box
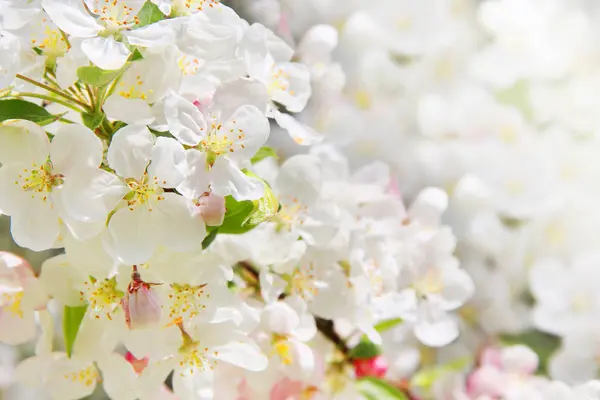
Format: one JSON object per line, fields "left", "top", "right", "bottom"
{"left": 77, "top": 66, "right": 122, "bottom": 87}
{"left": 63, "top": 305, "right": 88, "bottom": 358}
{"left": 375, "top": 318, "right": 403, "bottom": 333}
{"left": 202, "top": 227, "right": 219, "bottom": 249}
{"left": 136, "top": 1, "right": 164, "bottom": 27}
{"left": 356, "top": 377, "right": 408, "bottom": 400}
{"left": 250, "top": 146, "right": 279, "bottom": 164}
{"left": 218, "top": 196, "right": 257, "bottom": 234}
{"left": 81, "top": 112, "right": 104, "bottom": 130}
{"left": 0, "top": 99, "right": 57, "bottom": 124}
{"left": 349, "top": 337, "right": 381, "bottom": 360}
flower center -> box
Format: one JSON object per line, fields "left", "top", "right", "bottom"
{"left": 1, "top": 290, "right": 24, "bottom": 317}
{"left": 63, "top": 364, "right": 100, "bottom": 387}
{"left": 177, "top": 55, "right": 201, "bottom": 76}
{"left": 167, "top": 283, "right": 208, "bottom": 322}
{"left": 16, "top": 161, "right": 64, "bottom": 201}
{"left": 268, "top": 67, "right": 294, "bottom": 96}
{"left": 171, "top": 0, "right": 220, "bottom": 16}
{"left": 31, "top": 24, "right": 68, "bottom": 58}
{"left": 117, "top": 75, "right": 153, "bottom": 100}
{"left": 198, "top": 118, "right": 246, "bottom": 165}
{"left": 82, "top": 276, "right": 124, "bottom": 320}
{"left": 414, "top": 269, "right": 444, "bottom": 296}
{"left": 90, "top": 0, "right": 140, "bottom": 33}
{"left": 124, "top": 173, "right": 165, "bottom": 211}
{"left": 271, "top": 334, "right": 294, "bottom": 365}
{"left": 289, "top": 265, "right": 318, "bottom": 300}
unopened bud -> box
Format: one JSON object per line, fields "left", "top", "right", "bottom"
{"left": 124, "top": 352, "right": 149, "bottom": 374}
{"left": 122, "top": 267, "right": 162, "bottom": 330}
{"left": 198, "top": 193, "right": 226, "bottom": 226}
{"left": 353, "top": 356, "right": 388, "bottom": 378}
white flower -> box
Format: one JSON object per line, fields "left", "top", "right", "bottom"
{"left": 0, "top": 252, "right": 47, "bottom": 345}
{"left": 106, "top": 124, "right": 206, "bottom": 264}
{"left": 41, "top": 0, "right": 149, "bottom": 69}
{"left": 164, "top": 78, "right": 270, "bottom": 201}
{"left": 0, "top": 121, "right": 124, "bottom": 250}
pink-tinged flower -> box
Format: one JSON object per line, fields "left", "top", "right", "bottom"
{"left": 270, "top": 378, "right": 319, "bottom": 400}
{"left": 197, "top": 192, "right": 226, "bottom": 226}
{"left": 0, "top": 252, "right": 48, "bottom": 345}
{"left": 122, "top": 266, "right": 162, "bottom": 330}
{"left": 124, "top": 352, "right": 149, "bottom": 375}
{"left": 353, "top": 356, "right": 389, "bottom": 379}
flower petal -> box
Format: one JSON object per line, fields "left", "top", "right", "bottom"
{"left": 107, "top": 207, "right": 158, "bottom": 265}
{"left": 81, "top": 36, "right": 130, "bottom": 70}
{"left": 164, "top": 91, "right": 206, "bottom": 146}
{"left": 0, "top": 120, "right": 50, "bottom": 165}
{"left": 107, "top": 125, "right": 154, "bottom": 178}
{"left": 147, "top": 137, "right": 187, "bottom": 189}
{"left": 50, "top": 124, "right": 103, "bottom": 171}
{"left": 271, "top": 109, "right": 323, "bottom": 146}
{"left": 210, "top": 157, "right": 264, "bottom": 201}
{"left": 103, "top": 95, "right": 155, "bottom": 126}
{"left": 41, "top": 0, "right": 103, "bottom": 37}
{"left": 222, "top": 105, "right": 270, "bottom": 164}
{"left": 10, "top": 201, "right": 60, "bottom": 251}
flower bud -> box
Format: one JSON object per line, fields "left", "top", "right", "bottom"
{"left": 122, "top": 268, "right": 162, "bottom": 330}
{"left": 198, "top": 193, "right": 226, "bottom": 226}
{"left": 353, "top": 356, "right": 388, "bottom": 378}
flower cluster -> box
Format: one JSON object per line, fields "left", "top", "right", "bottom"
{"left": 1, "top": 0, "right": 600, "bottom": 399}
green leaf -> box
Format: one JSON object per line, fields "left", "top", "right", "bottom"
{"left": 218, "top": 171, "right": 279, "bottom": 234}
{"left": 130, "top": 48, "right": 144, "bottom": 61}
{"left": 202, "top": 227, "right": 219, "bottom": 249}
{"left": 250, "top": 146, "right": 279, "bottom": 164}
{"left": 356, "top": 377, "right": 408, "bottom": 400}
{"left": 411, "top": 356, "right": 471, "bottom": 391}
{"left": 81, "top": 112, "right": 104, "bottom": 130}
{"left": 63, "top": 305, "right": 88, "bottom": 358}
{"left": 500, "top": 330, "right": 559, "bottom": 374}
{"left": 136, "top": 1, "right": 164, "bottom": 27}
{"left": 219, "top": 197, "right": 257, "bottom": 234}
{"left": 374, "top": 318, "right": 403, "bottom": 333}
{"left": 77, "top": 66, "right": 121, "bottom": 87}
{"left": 0, "top": 99, "right": 59, "bottom": 125}
{"left": 350, "top": 338, "right": 381, "bottom": 360}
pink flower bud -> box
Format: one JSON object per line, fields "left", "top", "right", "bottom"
{"left": 198, "top": 193, "right": 226, "bottom": 226}
{"left": 122, "top": 267, "right": 162, "bottom": 330}
{"left": 353, "top": 356, "right": 389, "bottom": 378}
{"left": 125, "top": 352, "right": 149, "bottom": 374}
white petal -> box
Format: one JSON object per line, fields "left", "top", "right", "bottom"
{"left": 0, "top": 308, "right": 36, "bottom": 345}
{"left": 222, "top": 105, "right": 270, "bottom": 163}
{"left": 50, "top": 124, "right": 103, "bottom": 171}
{"left": 124, "top": 20, "right": 175, "bottom": 48}
{"left": 212, "top": 340, "right": 268, "bottom": 372}
{"left": 414, "top": 302, "right": 458, "bottom": 347}
{"left": 72, "top": 317, "right": 123, "bottom": 361}
{"left": 271, "top": 110, "right": 323, "bottom": 146}
{"left": 41, "top": 0, "right": 102, "bottom": 37}
{"left": 97, "top": 353, "right": 139, "bottom": 400}
{"left": 46, "top": 356, "right": 98, "bottom": 400}
{"left": 276, "top": 154, "right": 321, "bottom": 205}
{"left": 108, "top": 124, "right": 154, "bottom": 178}
{"left": 210, "top": 157, "right": 264, "bottom": 201}
{"left": 148, "top": 137, "right": 186, "bottom": 188}
{"left": 212, "top": 78, "right": 269, "bottom": 120}
{"left": 0, "top": 165, "right": 34, "bottom": 216}
{"left": 0, "top": 120, "right": 50, "bottom": 165}
{"left": 103, "top": 95, "right": 155, "bottom": 125}
{"left": 177, "top": 150, "right": 211, "bottom": 200}
{"left": 269, "top": 62, "right": 311, "bottom": 113}
{"left": 164, "top": 91, "right": 206, "bottom": 146}
{"left": 15, "top": 354, "right": 56, "bottom": 388}
{"left": 108, "top": 207, "right": 158, "bottom": 265}
{"left": 156, "top": 193, "right": 206, "bottom": 252}
{"left": 437, "top": 268, "right": 475, "bottom": 311}
{"left": 39, "top": 255, "right": 87, "bottom": 306}
{"left": 60, "top": 168, "right": 128, "bottom": 222}
{"left": 10, "top": 202, "right": 60, "bottom": 251}
{"left": 286, "top": 340, "right": 315, "bottom": 379}
{"left": 81, "top": 36, "right": 130, "bottom": 70}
